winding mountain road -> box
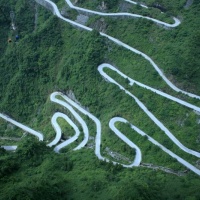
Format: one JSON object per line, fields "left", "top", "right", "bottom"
{"left": 98, "top": 64, "right": 200, "bottom": 158}
{"left": 65, "top": 0, "right": 180, "bottom": 28}
{"left": 52, "top": 92, "right": 142, "bottom": 167}
{"left": 36, "top": 0, "right": 200, "bottom": 100}
{"left": 1, "top": 0, "right": 200, "bottom": 175}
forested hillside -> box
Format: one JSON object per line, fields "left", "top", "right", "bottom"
{"left": 0, "top": 0, "right": 200, "bottom": 199}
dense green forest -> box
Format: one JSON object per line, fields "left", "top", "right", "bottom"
{"left": 0, "top": 0, "right": 200, "bottom": 199}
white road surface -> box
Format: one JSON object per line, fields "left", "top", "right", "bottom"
{"left": 125, "top": 0, "right": 148, "bottom": 9}
{"left": 1, "top": 146, "right": 17, "bottom": 151}
{"left": 64, "top": 0, "right": 180, "bottom": 28}
{"left": 0, "top": 113, "right": 43, "bottom": 141}
{"left": 112, "top": 117, "right": 200, "bottom": 176}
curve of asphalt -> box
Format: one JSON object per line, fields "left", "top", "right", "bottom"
{"left": 99, "top": 64, "right": 200, "bottom": 112}
{"left": 47, "top": 112, "right": 80, "bottom": 152}
{"left": 36, "top": 0, "right": 200, "bottom": 100}
{"left": 99, "top": 33, "right": 200, "bottom": 100}
{"left": 98, "top": 63, "right": 200, "bottom": 158}
{"left": 51, "top": 112, "right": 80, "bottom": 153}
{"left": 47, "top": 113, "right": 63, "bottom": 147}
{"left": 50, "top": 92, "right": 104, "bottom": 161}
{"left": 50, "top": 92, "right": 89, "bottom": 150}
{"left": 112, "top": 117, "right": 200, "bottom": 176}
{"left": 64, "top": 0, "right": 180, "bottom": 27}
{"left": 109, "top": 118, "right": 142, "bottom": 166}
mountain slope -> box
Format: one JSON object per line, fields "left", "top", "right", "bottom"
{"left": 0, "top": 0, "right": 200, "bottom": 199}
